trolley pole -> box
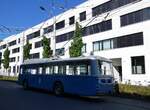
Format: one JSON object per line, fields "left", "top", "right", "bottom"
{"left": 53, "top": 15, "right": 56, "bottom": 57}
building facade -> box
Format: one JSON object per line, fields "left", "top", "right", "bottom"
{"left": 0, "top": 0, "right": 150, "bottom": 85}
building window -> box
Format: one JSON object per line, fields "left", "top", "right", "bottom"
{"left": 48, "top": 38, "right": 51, "bottom": 45}
{"left": 92, "top": 0, "right": 112, "bottom": 17}
{"left": 27, "top": 30, "right": 40, "bottom": 40}
{"left": 34, "top": 38, "right": 50, "bottom": 48}
{"left": 131, "top": 56, "right": 145, "bottom": 74}
{"left": 81, "top": 44, "right": 86, "bottom": 53}
{"left": 17, "top": 66, "right": 19, "bottom": 73}
{"left": 103, "top": 40, "right": 111, "bottom": 50}
{"left": 56, "top": 20, "right": 65, "bottom": 30}
{"left": 3, "top": 44, "right": 6, "bottom": 49}
{"left": 80, "top": 11, "right": 86, "bottom": 21}
{"left": 56, "top": 48, "right": 64, "bottom": 56}
{"left": 0, "top": 44, "right": 6, "bottom": 50}
{"left": 93, "top": 41, "right": 102, "bottom": 51}
{"left": 69, "top": 16, "right": 75, "bottom": 25}
{"left": 12, "top": 47, "right": 20, "bottom": 53}
{"left": 30, "top": 53, "right": 40, "bottom": 59}
{"left": 93, "top": 42, "right": 100, "bottom": 51}
{"left": 43, "top": 25, "right": 53, "bottom": 34}
{"left": 121, "top": 7, "right": 150, "bottom": 26}
{"left": 56, "top": 31, "right": 74, "bottom": 43}
{"left": 13, "top": 66, "right": 16, "bottom": 73}
{"left": 56, "top": 20, "right": 112, "bottom": 43}
{"left": 35, "top": 41, "right": 42, "bottom": 48}
{"left": 9, "top": 40, "right": 16, "bottom": 46}
{"left": 9, "top": 57, "right": 16, "bottom": 62}
{"left": 82, "top": 19, "right": 112, "bottom": 36}
{"left": 18, "top": 56, "right": 19, "bottom": 62}
{"left": 18, "top": 38, "right": 20, "bottom": 43}
{"left": 29, "top": 44, "right": 32, "bottom": 50}
{"left": 8, "top": 66, "right": 11, "bottom": 73}
{"left": 92, "top": 0, "right": 138, "bottom": 17}
{"left": 93, "top": 32, "right": 143, "bottom": 51}
{"left": 117, "top": 32, "right": 143, "bottom": 48}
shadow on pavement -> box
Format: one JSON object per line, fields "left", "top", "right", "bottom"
{"left": 21, "top": 87, "right": 105, "bottom": 103}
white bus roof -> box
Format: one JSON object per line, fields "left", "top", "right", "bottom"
{"left": 22, "top": 56, "right": 112, "bottom": 65}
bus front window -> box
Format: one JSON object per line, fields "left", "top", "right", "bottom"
{"left": 98, "top": 60, "right": 113, "bottom": 76}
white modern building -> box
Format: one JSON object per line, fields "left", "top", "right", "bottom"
{"left": 0, "top": 0, "right": 150, "bottom": 85}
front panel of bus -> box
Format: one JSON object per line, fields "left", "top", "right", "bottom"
{"left": 90, "top": 59, "right": 114, "bottom": 95}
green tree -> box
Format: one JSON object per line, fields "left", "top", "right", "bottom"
{"left": 3, "top": 47, "right": 10, "bottom": 74}
{"left": 42, "top": 36, "right": 52, "bottom": 58}
{"left": 23, "top": 40, "right": 31, "bottom": 60}
{"left": 69, "top": 22, "right": 83, "bottom": 57}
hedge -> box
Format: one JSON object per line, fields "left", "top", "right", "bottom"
{"left": 115, "top": 84, "right": 150, "bottom": 99}
{"left": 0, "top": 76, "right": 18, "bottom": 81}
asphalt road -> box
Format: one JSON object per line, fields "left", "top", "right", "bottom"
{"left": 0, "top": 81, "right": 150, "bottom": 110}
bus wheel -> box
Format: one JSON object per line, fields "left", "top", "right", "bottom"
{"left": 23, "top": 81, "right": 28, "bottom": 90}
{"left": 53, "top": 82, "right": 64, "bottom": 96}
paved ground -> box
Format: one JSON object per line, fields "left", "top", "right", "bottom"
{"left": 0, "top": 81, "right": 150, "bottom": 110}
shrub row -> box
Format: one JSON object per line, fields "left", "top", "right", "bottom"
{"left": 115, "top": 84, "right": 150, "bottom": 99}
{"left": 0, "top": 76, "right": 18, "bottom": 81}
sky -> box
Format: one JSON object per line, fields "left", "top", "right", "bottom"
{"left": 0, "top": 0, "right": 86, "bottom": 39}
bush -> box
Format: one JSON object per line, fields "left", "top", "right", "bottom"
{"left": 116, "top": 84, "right": 150, "bottom": 99}
{"left": 0, "top": 76, "right": 18, "bottom": 81}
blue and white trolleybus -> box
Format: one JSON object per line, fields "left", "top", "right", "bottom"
{"left": 18, "top": 55, "right": 114, "bottom": 96}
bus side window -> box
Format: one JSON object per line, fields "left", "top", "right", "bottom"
{"left": 38, "top": 67, "right": 42, "bottom": 74}
{"left": 24, "top": 67, "right": 37, "bottom": 75}
{"left": 42, "top": 66, "right": 46, "bottom": 74}
{"left": 67, "top": 64, "right": 90, "bottom": 76}
{"left": 88, "top": 65, "right": 91, "bottom": 75}
{"left": 74, "top": 66, "right": 78, "bottom": 75}
{"left": 24, "top": 68, "right": 31, "bottom": 74}
{"left": 76, "top": 66, "right": 80, "bottom": 75}
{"left": 54, "top": 66, "right": 58, "bottom": 74}
{"left": 49, "top": 66, "right": 53, "bottom": 74}
{"left": 58, "top": 65, "right": 66, "bottom": 75}
{"left": 66, "top": 65, "right": 71, "bottom": 75}
{"left": 79, "top": 65, "right": 87, "bottom": 75}
{"left": 63, "top": 66, "right": 66, "bottom": 74}
{"left": 67, "top": 65, "right": 74, "bottom": 75}
{"left": 79, "top": 65, "right": 90, "bottom": 76}
{"left": 45, "top": 66, "right": 49, "bottom": 74}
{"left": 31, "top": 68, "right": 37, "bottom": 75}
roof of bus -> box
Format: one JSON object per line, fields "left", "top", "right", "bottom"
{"left": 22, "top": 55, "right": 112, "bottom": 65}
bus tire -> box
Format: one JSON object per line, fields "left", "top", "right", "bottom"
{"left": 53, "top": 82, "right": 64, "bottom": 96}
{"left": 23, "top": 81, "right": 28, "bottom": 90}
